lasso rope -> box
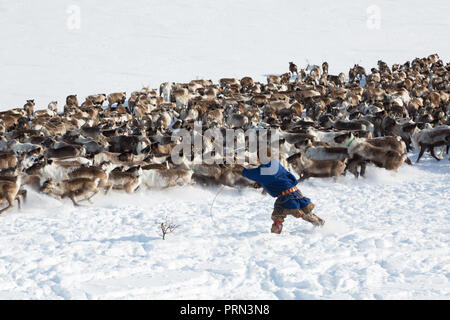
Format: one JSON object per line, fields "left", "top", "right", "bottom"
{"left": 209, "top": 185, "right": 225, "bottom": 226}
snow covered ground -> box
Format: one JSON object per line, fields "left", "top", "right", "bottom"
{"left": 0, "top": 0, "right": 449, "bottom": 299}
{"left": 0, "top": 151, "right": 448, "bottom": 299}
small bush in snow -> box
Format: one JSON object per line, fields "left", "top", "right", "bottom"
{"left": 158, "top": 216, "right": 179, "bottom": 240}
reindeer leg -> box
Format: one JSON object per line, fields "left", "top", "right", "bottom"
{"left": 406, "top": 142, "right": 412, "bottom": 152}
{"left": 18, "top": 189, "right": 27, "bottom": 202}
{"left": 347, "top": 159, "right": 360, "bottom": 179}
{"left": 360, "top": 161, "right": 367, "bottom": 177}
{"left": 0, "top": 197, "right": 13, "bottom": 214}
{"left": 0, "top": 205, "right": 11, "bottom": 214}
{"left": 430, "top": 146, "right": 441, "bottom": 161}
{"left": 403, "top": 137, "right": 412, "bottom": 152}
{"left": 85, "top": 189, "right": 99, "bottom": 203}
{"left": 88, "top": 189, "right": 99, "bottom": 200}
{"left": 105, "top": 184, "right": 113, "bottom": 195}
{"left": 68, "top": 192, "right": 80, "bottom": 207}
{"left": 74, "top": 186, "right": 95, "bottom": 204}
{"left": 125, "top": 181, "right": 139, "bottom": 193}
{"left": 15, "top": 194, "right": 21, "bottom": 210}
{"left": 416, "top": 144, "right": 426, "bottom": 163}
{"left": 77, "top": 192, "right": 91, "bottom": 203}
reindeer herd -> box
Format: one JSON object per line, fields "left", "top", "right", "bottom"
{"left": 0, "top": 53, "right": 449, "bottom": 214}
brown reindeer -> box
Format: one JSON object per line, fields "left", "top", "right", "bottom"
{"left": 65, "top": 95, "right": 79, "bottom": 109}
{"left": 289, "top": 62, "right": 298, "bottom": 75}
{"left": 348, "top": 138, "right": 408, "bottom": 172}
{"left": 40, "top": 177, "right": 100, "bottom": 206}
{"left": 23, "top": 100, "right": 35, "bottom": 117}
{"left": 0, "top": 152, "right": 18, "bottom": 170}
{"left": 86, "top": 94, "right": 107, "bottom": 106}
{"left": 68, "top": 161, "right": 114, "bottom": 192}
{"left": 0, "top": 175, "right": 25, "bottom": 214}
{"left": 106, "top": 170, "right": 141, "bottom": 193}
{"left": 108, "top": 92, "right": 127, "bottom": 107}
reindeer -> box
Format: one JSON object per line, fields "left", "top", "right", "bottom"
{"left": 295, "top": 139, "right": 349, "bottom": 162}
{"left": 108, "top": 92, "right": 127, "bottom": 107}
{"left": 40, "top": 177, "right": 101, "bottom": 206}
{"left": 140, "top": 167, "right": 193, "bottom": 189}
{"left": 160, "top": 82, "right": 175, "bottom": 102}
{"left": 0, "top": 162, "right": 27, "bottom": 214}
{"left": 67, "top": 161, "right": 114, "bottom": 192}
{"left": 65, "top": 95, "right": 79, "bottom": 111}
{"left": 412, "top": 126, "right": 450, "bottom": 162}
{"left": 106, "top": 169, "right": 141, "bottom": 193}
{"left": 47, "top": 101, "right": 58, "bottom": 113}
{"left": 172, "top": 88, "right": 190, "bottom": 109}
{"left": 86, "top": 94, "right": 107, "bottom": 106}
{"left": 348, "top": 138, "right": 409, "bottom": 172}
{"left": 0, "top": 177, "right": 24, "bottom": 214}
{"left": 0, "top": 152, "right": 18, "bottom": 170}
{"left": 306, "top": 128, "right": 354, "bottom": 147}
{"left": 287, "top": 153, "right": 347, "bottom": 181}
{"left": 23, "top": 100, "right": 35, "bottom": 117}
{"left": 45, "top": 145, "right": 85, "bottom": 159}
{"left": 289, "top": 62, "right": 298, "bottom": 75}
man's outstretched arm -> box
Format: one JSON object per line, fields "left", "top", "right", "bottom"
{"left": 234, "top": 164, "right": 263, "bottom": 183}
{"left": 233, "top": 165, "right": 262, "bottom": 189}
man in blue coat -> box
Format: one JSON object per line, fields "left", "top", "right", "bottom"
{"left": 235, "top": 159, "right": 324, "bottom": 234}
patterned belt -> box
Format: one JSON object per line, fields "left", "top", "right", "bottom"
{"left": 277, "top": 186, "right": 298, "bottom": 198}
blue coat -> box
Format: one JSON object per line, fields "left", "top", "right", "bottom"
{"left": 242, "top": 159, "right": 311, "bottom": 210}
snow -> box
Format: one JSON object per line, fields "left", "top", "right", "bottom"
{"left": 0, "top": 152, "right": 448, "bottom": 299}
{"left": 0, "top": 0, "right": 450, "bottom": 299}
